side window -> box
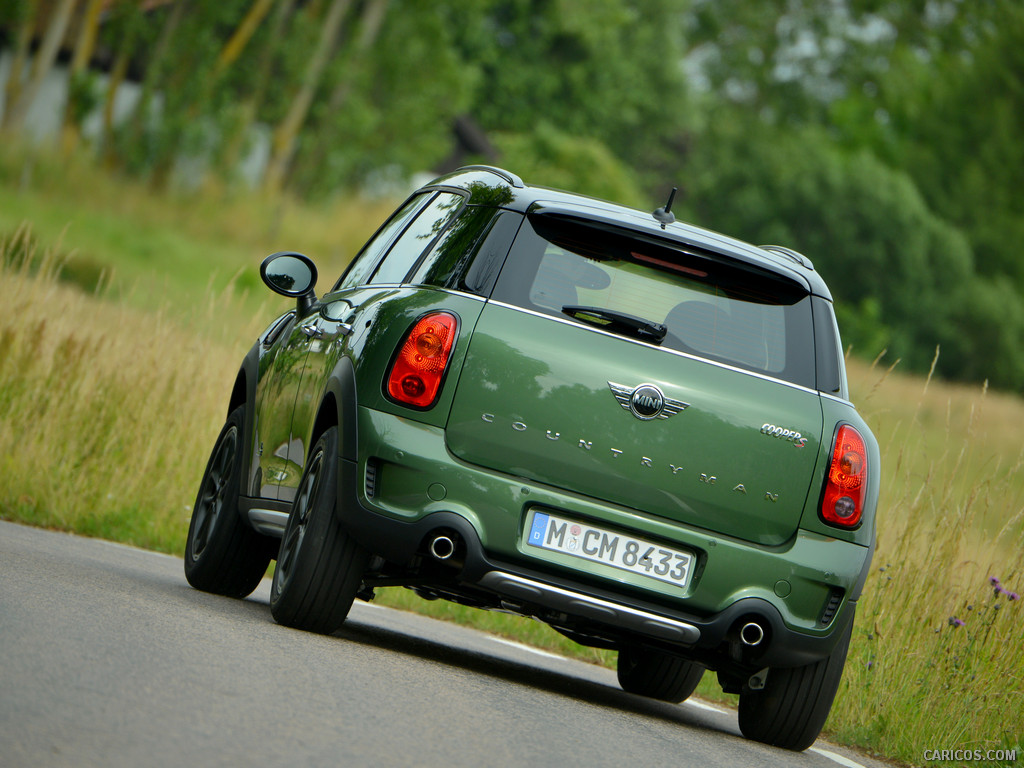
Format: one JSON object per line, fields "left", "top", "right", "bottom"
{"left": 334, "top": 193, "right": 431, "bottom": 291}
{"left": 369, "top": 192, "right": 464, "bottom": 285}
{"left": 409, "top": 207, "right": 521, "bottom": 293}
{"left": 813, "top": 296, "right": 847, "bottom": 398}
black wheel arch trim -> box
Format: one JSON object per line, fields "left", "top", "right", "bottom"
{"left": 230, "top": 340, "right": 261, "bottom": 518}
{"left": 317, "top": 355, "right": 359, "bottom": 462}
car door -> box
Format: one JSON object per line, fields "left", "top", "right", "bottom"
{"left": 250, "top": 193, "right": 430, "bottom": 500}
{"left": 252, "top": 308, "right": 322, "bottom": 500}
{"left": 277, "top": 190, "right": 468, "bottom": 502}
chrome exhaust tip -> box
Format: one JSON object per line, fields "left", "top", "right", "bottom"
{"left": 740, "top": 621, "right": 765, "bottom": 647}
{"left": 428, "top": 534, "right": 457, "bottom": 561}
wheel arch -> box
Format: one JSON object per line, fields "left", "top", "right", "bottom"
{"left": 232, "top": 342, "right": 260, "bottom": 498}
{"left": 313, "top": 355, "right": 359, "bottom": 462}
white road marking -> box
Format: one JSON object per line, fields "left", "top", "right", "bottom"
{"left": 683, "top": 699, "right": 730, "bottom": 715}
{"left": 488, "top": 637, "right": 569, "bottom": 661}
{"left": 809, "top": 746, "right": 869, "bottom": 768}
{"left": 95, "top": 537, "right": 178, "bottom": 560}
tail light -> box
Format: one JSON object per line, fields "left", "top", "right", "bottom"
{"left": 385, "top": 312, "right": 459, "bottom": 409}
{"left": 820, "top": 424, "right": 868, "bottom": 528}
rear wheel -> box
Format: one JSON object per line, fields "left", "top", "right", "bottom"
{"left": 184, "top": 406, "right": 272, "bottom": 598}
{"left": 737, "top": 617, "right": 854, "bottom": 751}
{"left": 270, "top": 426, "right": 368, "bottom": 634}
{"left": 617, "top": 645, "right": 705, "bottom": 703}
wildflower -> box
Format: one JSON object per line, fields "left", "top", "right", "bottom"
{"left": 948, "top": 616, "right": 965, "bottom": 628}
{"left": 990, "top": 576, "right": 1001, "bottom": 587}
{"left": 1008, "top": 592, "right": 1020, "bottom": 601}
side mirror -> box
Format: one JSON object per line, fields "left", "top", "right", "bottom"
{"left": 260, "top": 252, "right": 318, "bottom": 314}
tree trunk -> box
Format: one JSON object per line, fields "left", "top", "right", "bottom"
{"left": 98, "top": 2, "right": 145, "bottom": 168}
{"left": 1, "top": 0, "right": 39, "bottom": 133}
{"left": 122, "top": 0, "right": 187, "bottom": 183}
{"left": 5, "top": 0, "right": 78, "bottom": 133}
{"left": 60, "top": 0, "right": 104, "bottom": 155}
{"left": 220, "top": 0, "right": 296, "bottom": 180}
{"left": 263, "top": 0, "right": 353, "bottom": 193}
{"left": 215, "top": 0, "right": 277, "bottom": 77}
{"left": 299, "top": 0, "right": 389, "bottom": 188}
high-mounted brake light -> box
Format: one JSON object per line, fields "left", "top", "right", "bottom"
{"left": 821, "top": 424, "right": 868, "bottom": 528}
{"left": 386, "top": 312, "right": 459, "bottom": 408}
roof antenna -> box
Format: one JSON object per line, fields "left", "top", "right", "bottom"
{"left": 653, "top": 187, "right": 677, "bottom": 229}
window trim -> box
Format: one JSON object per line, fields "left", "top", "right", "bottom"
{"left": 331, "top": 191, "right": 435, "bottom": 292}
{"left": 366, "top": 190, "right": 469, "bottom": 287}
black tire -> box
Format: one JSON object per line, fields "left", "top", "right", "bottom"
{"left": 737, "top": 617, "right": 854, "bottom": 751}
{"left": 617, "top": 645, "right": 705, "bottom": 703}
{"left": 184, "top": 406, "right": 272, "bottom": 598}
{"left": 270, "top": 426, "right": 368, "bottom": 634}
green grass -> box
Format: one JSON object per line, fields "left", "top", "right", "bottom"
{"left": 1, "top": 147, "right": 1022, "bottom": 766}
{"left": 0, "top": 143, "right": 398, "bottom": 314}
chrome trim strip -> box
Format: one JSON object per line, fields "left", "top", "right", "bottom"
{"left": 485, "top": 299, "right": 819, "bottom": 396}
{"left": 820, "top": 391, "right": 856, "bottom": 407}
{"left": 358, "top": 283, "right": 488, "bottom": 302}
{"left": 248, "top": 509, "right": 290, "bottom": 537}
{"left": 480, "top": 571, "right": 701, "bottom": 644}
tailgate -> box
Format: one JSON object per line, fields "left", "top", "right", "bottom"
{"left": 445, "top": 304, "right": 824, "bottom": 546}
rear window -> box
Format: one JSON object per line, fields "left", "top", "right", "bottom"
{"left": 491, "top": 215, "right": 818, "bottom": 389}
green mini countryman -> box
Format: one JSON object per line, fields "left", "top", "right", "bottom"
{"left": 184, "top": 166, "right": 879, "bottom": 751}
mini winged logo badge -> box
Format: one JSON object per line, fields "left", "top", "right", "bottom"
{"left": 608, "top": 381, "right": 689, "bottom": 421}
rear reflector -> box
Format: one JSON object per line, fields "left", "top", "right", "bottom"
{"left": 820, "top": 424, "right": 867, "bottom": 528}
{"left": 385, "top": 312, "right": 459, "bottom": 409}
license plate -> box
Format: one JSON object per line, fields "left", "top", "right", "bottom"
{"left": 525, "top": 511, "right": 693, "bottom": 588}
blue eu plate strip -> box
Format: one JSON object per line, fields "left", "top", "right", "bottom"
{"left": 528, "top": 512, "right": 549, "bottom": 547}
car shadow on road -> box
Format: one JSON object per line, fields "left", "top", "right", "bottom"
{"left": 174, "top": 581, "right": 737, "bottom": 745}
{"left": 175, "top": 578, "right": 743, "bottom": 745}
{"left": 333, "top": 610, "right": 741, "bottom": 742}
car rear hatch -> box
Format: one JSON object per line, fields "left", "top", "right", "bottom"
{"left": 444, "top": 214, "right": 825, "bottom": 546}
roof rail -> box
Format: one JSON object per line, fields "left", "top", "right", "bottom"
{"left": 454, "top": 165, "right": 525, "bottom": 189}
{"left": 759, "top": 244, "right": 814, "bottom": 270}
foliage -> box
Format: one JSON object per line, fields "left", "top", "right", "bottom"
{"left": 831, "top": 0, "right": 1024, "bottom": 287}
{"left": 493, "top": 123, "right": 647, "bottom": 206}
{"left": 289, "top": 1, "right": 477, "bottom": 196}
{"left": 450, "top": 0, "right": 691, "bottom": 185}
{"left": 1, "top": 0, "right": 1023, "bottom": 385}
{"left": 677, "top": 116, "right": 1024, "bottom": 388}
{"left": 681, "top": 0, "right": 1024, "bottom": 389}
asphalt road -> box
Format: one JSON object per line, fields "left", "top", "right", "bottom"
{"left": 0, "top": 521, "right": 887, "bottom": 768}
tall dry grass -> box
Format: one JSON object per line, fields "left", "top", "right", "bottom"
{"left": 0, "top": 227, "right": 266, "bottom": 551}
{"left": 831, "top": 357, "right": 1024, "bottom": 764}
{"left": 1, "top": 228, "right": 1021, "bottom": 766}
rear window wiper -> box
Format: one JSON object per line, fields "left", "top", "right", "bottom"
{"left": 562, "top": 305, "right": 667, "bottom": 344}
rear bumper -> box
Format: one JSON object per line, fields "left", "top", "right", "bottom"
{"left": 339, "top": 407, "right": 869, "bottom": 667}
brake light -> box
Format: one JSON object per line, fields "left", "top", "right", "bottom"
{"left": 821, "top": 424, "right": 868, "bottom": 528}
{"left": 386, "top": 312, "right": 459, "bottom": 408}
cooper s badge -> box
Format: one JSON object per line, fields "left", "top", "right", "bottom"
{"left": 608, "top": 381, "right": 689, "bottom": 421}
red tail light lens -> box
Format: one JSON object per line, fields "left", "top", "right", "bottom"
{"left": 386, "top": 312, "right": 459, "bottom": 408}
{"left": 821, "top": 424, "right": 868, "bottom": 528}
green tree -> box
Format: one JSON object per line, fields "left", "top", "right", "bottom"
{"left": 678, "top": 118, "right": 1024, "bottom": 387}
{"left": 451, "top": 0, "right": 691, "bottom": 189}
{"left": 288, "top": 0, "right": 475, "bottom": 196}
